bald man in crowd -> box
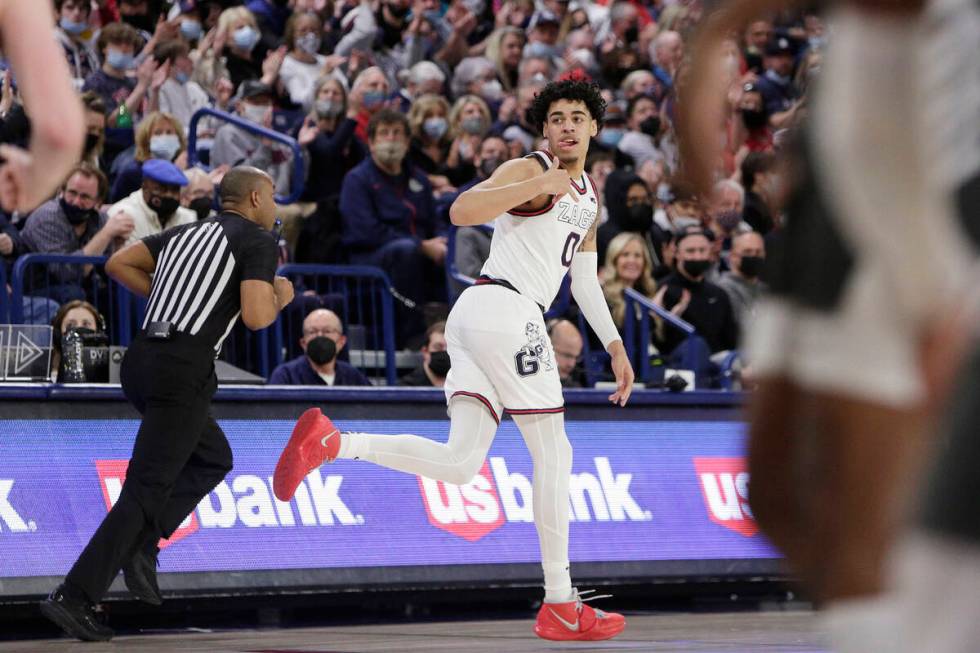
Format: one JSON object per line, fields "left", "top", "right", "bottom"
{"left": 549, "top": 319, "right": 585, "bottom": 388}
{"left": 268, "top": 308, "right": 372, "bottom": 386}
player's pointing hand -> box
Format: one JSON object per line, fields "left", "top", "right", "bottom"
{"left": 539, "top": 154, "right": 579, "bottom": 203}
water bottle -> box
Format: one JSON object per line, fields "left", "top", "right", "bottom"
{"left": 116, "top": 103, "right": 133, "bottom": 129}
{"left": 61, "top": 329, "right": 86, "bottom": 383}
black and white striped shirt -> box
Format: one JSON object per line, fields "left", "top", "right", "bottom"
{"left": 140, "top": 212, "right": 278, "bottom": 353}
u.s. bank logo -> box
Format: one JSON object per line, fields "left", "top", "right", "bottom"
{"left": 514, "top": 322, "right": 553, "bottom": 377}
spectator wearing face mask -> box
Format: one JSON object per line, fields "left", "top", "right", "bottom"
{"left": 20, "top": 164, "right": 133, "bottom": 303}
{"left": 648, "top": 30, "right": 683, "bottom": 101}
{"left": 279, "top": 12, "right": 337, "bottom": 112}
{"left": 217, "top": 6, "right": 269, "bottom": 90}
{"left": 268, "top": 309, "right": 372, "bottom": 386}
{"left": 55, "top": 0, "right": 100, "bottom": 89}
{"left": 754, "top": 36, "right": 803, "bottom": 130}
{"left": 617, "top": 94, "right": 663, "bottom": 170}
{"left": 109, "top": 112, "right": 187, "bottom": 203}
{"left": 180, "top": 167, "right": 216, "bottom": 221}
{"left": 524, "top": 11, "right": 563, "bottom": 64}
{"left": 407, "top": 94, "right": 454, "bottom": 196}
{"left": 451, "top": 58, "right": 504, "bottom": 115}
{"left": 654, "top": 230, "right": 737, "bottom": 357}
{"left": 211, "top": 81, "right": 293, "bottom": 195}
{"left": 444, "top": 94, "right": 491, "bottom": 187}
{"left": 717, "top": 230, "right": 766, "bottom": 335}
{"left": 340, "top": 109, "right": 444, "bottom": 346}
{"left": 399, "top": 321, "right": 450, "bottom": 387}
{"left": 296, "top": 76, "right": 366, "bottom": 203}
{"left": 598, "top": 173, "right": 668, "bottom": 269}
{"left": 349, "top": 67, "right": 392, "bottom": 143}
{"left": 155, "top": 40, "right": 212, "bottom": 133}
{"left": 109, "top": 159, "right": 196, "bottom": 246}
{"left": 83, "top": 22, "right": 154, "bottom": 119}
{"left": 654, "top": 181, "right": 705, "bottom": 235}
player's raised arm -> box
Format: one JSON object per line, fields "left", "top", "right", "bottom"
{"left": 449, "top": 155, "right": 577, "bottom": 226}
{"left": 0, "top": 0, "right": 85, "bottom": 213}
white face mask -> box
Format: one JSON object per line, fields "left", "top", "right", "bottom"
{"left": 480, "top": 79, "right": 503, "bottom": 102}
{"left": 242, "top": 103, "right": 271, "bottom": 124}
{"left": 149, "top": 134, "right": 181, "bottom": 161}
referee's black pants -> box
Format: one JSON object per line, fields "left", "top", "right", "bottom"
{"left": 64, "top": 336, "right": 233, "bottom": 604}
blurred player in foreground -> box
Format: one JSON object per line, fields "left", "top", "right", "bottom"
{"left": 680, "top": 0, "right": 979, "bottom": 650}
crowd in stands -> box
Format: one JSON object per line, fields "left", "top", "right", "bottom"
{"left": 0, "top": 0, "right": 821, "bottom": 388}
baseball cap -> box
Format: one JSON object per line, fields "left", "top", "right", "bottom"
{"left": 765, "top": 36, "right": 795, "bottom": 57}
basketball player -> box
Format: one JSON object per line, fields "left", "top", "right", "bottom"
{"left": 679, "top": 0, "right": 978, "bottom": 650}
{"left": 274, "top": 80, "right": 634, "bottom": 642}
{"left": 0, "top": 0, "right": 84, "bottom": 212}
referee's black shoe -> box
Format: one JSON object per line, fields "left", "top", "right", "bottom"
{"left": 123, "top": 544, "right": 162, "bottom": 605}
{"left": 39, "top": 585, "right": 114, "bottom": 642}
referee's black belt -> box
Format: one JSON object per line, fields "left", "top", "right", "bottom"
{"left": 474, "top": 275, "right": 545, "bottom": 313}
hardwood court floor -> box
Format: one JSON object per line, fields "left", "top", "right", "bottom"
{"left": 0, "top": 610, "right": 824, "bottom": 652}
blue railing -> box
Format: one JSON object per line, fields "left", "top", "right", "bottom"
{"left": 623, "top": 287, "right": 699, "bottom": 383}
{"left": 187, "top": 107, "right": 306, "bottom": 205}
{"left": 10, "top": 254, "right": 115, "bottom": 331}
{"left": 272, "top": 264, "right": 398, "bottom": 386}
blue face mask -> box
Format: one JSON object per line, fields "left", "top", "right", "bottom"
{"left": 60, "top": 17, "right": 88, "bottom": 35}
{"left": 233, "top": 25, "right": 260, "bottom": 51}
{"left": 362, "top": 90, "right": 387, "bottom": 108}
{"left": 423, "top": 117, "right": 448, "bottom": 140}
{"left": 180, "top": 19, "right": 203, "bottom": 41}
{"left": 175, "top": 71, "right": 190, "bottom": 85}
{"left": 598, "top": 128, "right": 624, "bottom": 147}
{"left": 526, "top": 42, "right": 557, "bottom": 60}
{"left": 106, "top": 48, "right": 135, "bottom": 71}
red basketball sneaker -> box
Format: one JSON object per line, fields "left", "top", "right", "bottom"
{"left": 534, "top": 590, "right": 626, "bottom": 641}
{"left": 273, "top": 408, "right": 341, "bottom": 501}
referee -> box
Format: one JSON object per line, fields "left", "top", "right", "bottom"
{"left": 41, "top": 166, "right": 295, "bottom": 641}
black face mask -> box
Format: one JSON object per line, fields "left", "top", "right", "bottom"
{"left": 84, "top": 132, "right": 101, "bottom": 154}
{"left": 60, "top": 197, "right": 96, "bottom": 226}
{"left": 739, "top": 255, "right": 765, "bottom": 278}
{"left": 149, "top": 194, "right": 180, "bottom": 223}
{"left": 307, "top": 336, "right": 337, "bottom": 365}
{"left": 189, "top": 196, "right": 212, "bottom": 221}
{"left": 623, "top": 203, "right": 653, "bottom": 231}
{"left": 639, "top": 116, "right": 660, "bottom": 138}
{"left": 681, "top": 259, "right": 711, "bottom": 279}
{"left": 624, "top": 25, "right": 638, "bottom": 43}
{"left": 479, "top": 156, "right": 501, "bottom": 179}
{"left": 740, "top": 108, "right": 768, "bottom": 131}
{"left": 428, "top": 350, "right": 451, "bottom": 377}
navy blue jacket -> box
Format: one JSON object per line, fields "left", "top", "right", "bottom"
{"left": 339, "top": 156, "right": 438, "bottom": 253}
{"left": 0, "top": 210, "right": 23, "bottom": 277}
{"left": 268, "top": 354, "right": 372, "bottom": 386}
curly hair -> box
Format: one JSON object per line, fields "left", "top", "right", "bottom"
{"left": 525, "top": 80, "right": 606, "bottom": 135}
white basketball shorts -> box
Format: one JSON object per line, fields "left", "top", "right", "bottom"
{"left": 443, "top": 284, "right": 564, "bottom": 422}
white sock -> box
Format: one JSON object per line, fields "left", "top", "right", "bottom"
{"left": 820, "top": 596, "right": 900, "bottom": 653}
{"left": 336, "top": 397, "right": 497, "bottom": 484}
{"left": 511, "top": 412, "right": 574, "bottom": 605}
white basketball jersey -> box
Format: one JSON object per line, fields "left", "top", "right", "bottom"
{"left": 479, "top": 151, "right": 599, "bottom": 308}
